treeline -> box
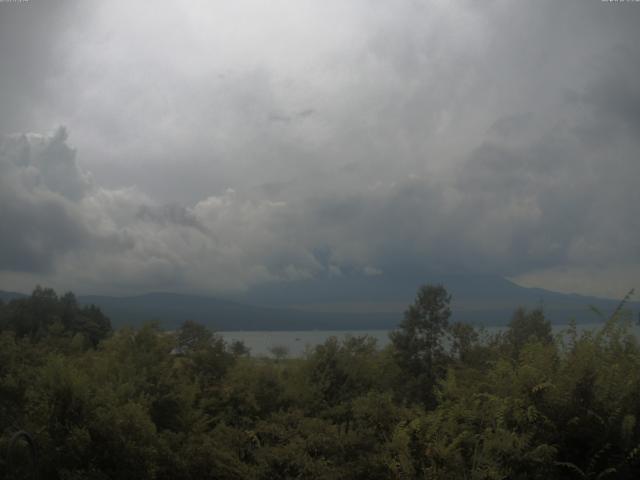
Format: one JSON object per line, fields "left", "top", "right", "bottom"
{"left": 1, "top": 285, "right": 639, "bottom": 479}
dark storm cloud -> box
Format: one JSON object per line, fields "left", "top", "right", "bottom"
{"left": 575, "top": 47, "right": 640, "bottom": 142}
{"left": 0, "top": 128, "right": 91, "bottom": 271}
{"left": 0, "top": 190, "right": 88, "bottom": 272}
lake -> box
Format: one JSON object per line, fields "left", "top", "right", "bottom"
{"left": 219, "top": 322, "right": 637, "bottom": 357}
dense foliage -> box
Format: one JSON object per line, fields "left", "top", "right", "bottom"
{"left": 1, "top": 285, "right": 639, "bottom": 479}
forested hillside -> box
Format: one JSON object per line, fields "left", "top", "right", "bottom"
{"left": 1, "top": 286, "right": 639, "bottom": 479}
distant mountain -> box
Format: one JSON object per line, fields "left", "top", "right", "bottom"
{"left": 76, "top": 275, "right": 640, "bottom": 330}
{"left": 1, "top": 274, "right": 637, "bottom": 331}
{"left": 234, "top": 272, "right": 638, "bottom": 328}
{"left": 0, "top": 290, "right": 27, "bottom": 302}
{"left": 76, "top": 292, "right": 395, "bottom": 331}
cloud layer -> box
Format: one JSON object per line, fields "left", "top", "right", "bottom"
{"left": 0, "top": 0, "right": 639, "bottom": 297}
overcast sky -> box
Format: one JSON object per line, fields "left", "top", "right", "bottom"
{"left": 0, "top": 0, "right": 638, "bottom": 298}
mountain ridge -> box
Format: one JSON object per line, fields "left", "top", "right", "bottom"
{"left": 1, "top": 275, "right": 636, "bottom": 330}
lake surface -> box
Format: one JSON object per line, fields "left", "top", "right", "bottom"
{"left": 220, "top": 322, "right": 637, "bottom": 357}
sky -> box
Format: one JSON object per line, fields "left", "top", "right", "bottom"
{"left": 0, "top": 0, "right": 638, "bottom": 299}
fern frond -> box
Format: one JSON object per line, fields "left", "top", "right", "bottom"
{"left": 588, "top": 443, "right": 611, "bottom": 475}
{"left": 595, "top": 467, "right": 617, "bottom": 479}
{"left": 555, "top": 461, "right": 586, "bottom": 478}
{"left": 608, "top": 289, "right": 635, "bottom": 323}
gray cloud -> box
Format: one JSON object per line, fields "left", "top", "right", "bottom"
{"left": 0, "top": 1, "right": 84, "bottom": 133}
{"left": 136, "top": 204, "right": 208, "bottom": 234}
{"left": 0, "top": 128, "right": 92, "bottom": 272}
{"left": 0, "top": 1, "right": 639, "bottom": 298}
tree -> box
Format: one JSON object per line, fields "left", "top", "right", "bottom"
{"left": 450, "top": 321, "right": 479, "bottom": 364}
{"left": 269, "top": 345, "right": 290, "bottom": 362}
{"left": 230, "top": 340, "right": 250, "bottom": 357}
{"left": 176, "top": 320, "right": 234, "bottom": 386}
{"left": 176, "top": 320, "right": 213, "bottom": 352}
{"left": 75, "top": 304, "right": 112, "bottom": 347}
{"left": 390, "top": 284, "right": 452, "bottom": 407}
{"left": 505, "top": 307, "right": 552, "bottom": 357}
{"left": 1, "top": 287, "right": 111, "bottom": 346}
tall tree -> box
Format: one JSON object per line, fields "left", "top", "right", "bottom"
{"left": 505, "top": 307, "right": 552, "bottom": 358}
{"left": 390, "top": 284, "right": 451, "bottom": 407}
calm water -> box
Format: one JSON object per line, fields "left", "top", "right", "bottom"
{"left": 220, "top": 323, "right": 637, "bottom": 357}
